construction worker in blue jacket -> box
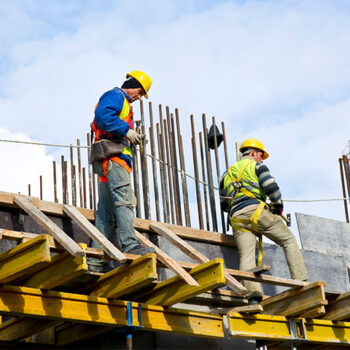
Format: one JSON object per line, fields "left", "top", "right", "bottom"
{"left": 220, "top": 139, "right": 308, "bottom": 304}
{"left": 88, "top": 71, "right": 155, "bottom": 272}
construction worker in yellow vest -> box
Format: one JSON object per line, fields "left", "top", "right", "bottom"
{"left": 220, "top": 139, "right": 308, "bottom": 304}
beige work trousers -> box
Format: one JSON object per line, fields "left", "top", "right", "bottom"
{"left": 231, "top": 204, "right": 308, "bottom": 294}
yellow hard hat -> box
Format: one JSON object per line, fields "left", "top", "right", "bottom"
{"left": 126, "top": 70, "right": 152, "bottom": 99}
{"left": 240, "top": 138, "right": 269, "bottom": 159}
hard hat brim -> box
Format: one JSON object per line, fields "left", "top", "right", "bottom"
{"left": 126, "top": 71, "right": 151, "bottom": 99}
{"left": 239, "top": 146, "right": 269, "bottom": 159}
{"left": 262, "top": 151, "right": 269, "bottom": 159}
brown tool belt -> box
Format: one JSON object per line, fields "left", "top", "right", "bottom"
{"left": 89, "top": 139, "right": 126, "bottom": 164}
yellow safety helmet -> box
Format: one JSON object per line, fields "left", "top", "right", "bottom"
{"left": 126, "top": 70, "right": 152, "bottom": 99}
{"left": 240, "top": 138, "right": 269, "bottom": 159}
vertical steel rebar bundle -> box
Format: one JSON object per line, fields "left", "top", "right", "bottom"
{"left": 27, "top": 101, "right": 234, "bottom": 233}
{"left": 339, "top": 150, "right": 350, "bottom": 223}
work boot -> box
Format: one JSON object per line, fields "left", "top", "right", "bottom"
{"left": 248, "top": 291, "right": 263, "bottom": 305}
{"left": 87, "top": 263, "right": 103, "bottom": 273}
{"left": 102, "top": 260, "right": 122, "bottom": 273}
{"left": 87, "top": 257, "right": 104, "bottom": 273}
{"left": 126, "top": 245, "right": 156, "bottom": 255}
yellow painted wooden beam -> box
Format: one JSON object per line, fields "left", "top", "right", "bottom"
{"left": 22, "top": 244, "right": 88, "bottom": 289}
{"left": 135, "top": 258, "right": 226, "bottom": 306}
{"left": 228, "top": 312, "right": 350, "bottom": 345}
{"left": 261, "top": 281, "right": 327, "bottom": 316}
{"left": 0, "top": 285, "right": 224, "bottom": 339}
{"left": 0, "top": 252, "right": 154, "bottom": 341}
{"left": 0, "top": 243, "right": 87, "bottom": 341}
{"left": 32, "top": 254, "right": 157, "bottom": 344}
{"left": 0, "top": 234, "right": 51, "bottom": 283}
{"left": 90, "top": 253, "right": 157, "bottom": 298}
{"left": 323, "top": 291, "right": 350, "bottom": 321}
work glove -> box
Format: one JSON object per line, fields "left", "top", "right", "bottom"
{"left": 126, "top": 129, "right": 141, "bottom": 145}
{"left": 271, "top": 200, "right": 283, "bottom": 215}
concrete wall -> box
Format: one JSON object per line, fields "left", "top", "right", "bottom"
{"left": 296, "top": 212, "right": 350, "bottom": 264}
{"left": 262, "top": 244, "right": 349, "bottom": 294}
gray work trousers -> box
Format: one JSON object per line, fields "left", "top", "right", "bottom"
{"left": 231, "top": 204, "right": 308, "bottom": 295}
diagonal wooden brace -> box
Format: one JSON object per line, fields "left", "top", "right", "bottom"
{"left": 14, "top": 196, "right": 84, "bottom": 257}
{"left": 149, "top": 222, "right": 247, "bottom": 295}
{"left": 135, "top": 230, "right": 199, "bottom": 286}
{"left": 63, "top": 204, "right": 126, "bottom": 262}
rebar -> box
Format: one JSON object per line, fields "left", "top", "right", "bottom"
{"left": 149, "top": 102, "right": 160, "bottom": 221}
{"left": 190, "top": 114, "right": 204, "bottom": 230}
{"left": 202, "top": 114, "right": 218, "bottom": 232}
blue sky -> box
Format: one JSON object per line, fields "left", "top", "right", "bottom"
{"left": 1, "top": 0, "right": 350, "bottom": 239}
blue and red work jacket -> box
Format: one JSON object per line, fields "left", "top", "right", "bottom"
{"left": 92, "top": 87, "right": 134, "bottom": 181}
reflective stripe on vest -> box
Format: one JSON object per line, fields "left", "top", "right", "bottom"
{"left": 93, "top": 89, "right": 133, "bottom": 167}
{"left": 224, "top": 158, "right": 268, "bottom": 266}
{"left": 223, "top": 158, "right": 266, "bottom": 206}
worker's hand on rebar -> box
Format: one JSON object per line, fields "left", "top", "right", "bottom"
{"left": 271, "top": 201, "right": 283, "bottom": 215}
{"left": 126, "top": 129, "right": 141, "bottom": 145}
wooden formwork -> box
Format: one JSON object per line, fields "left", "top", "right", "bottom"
{"left": 0, "top": 192, "right": 349, "bottom": 349}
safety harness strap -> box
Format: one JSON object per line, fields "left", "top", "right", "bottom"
{"left": 229, "top": 159, "right": 268, "bottom": 266}
{"left": 230, "top": 201, "right": 267, "bottom": 266}
{"left": 249, "top": 201, "right": 267, "bottom": 265}
{"left": 98, "top": 157, "right": 132, "bottom": 183}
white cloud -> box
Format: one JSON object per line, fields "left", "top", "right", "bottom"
{"left": 0, "top": 128, "right": 55, "bottom": 200}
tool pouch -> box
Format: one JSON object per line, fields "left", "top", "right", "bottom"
{"left": 89, "top": 139, "right": 126, "bottom": 164}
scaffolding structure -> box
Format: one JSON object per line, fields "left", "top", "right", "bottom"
{"left": 0, "top": 192, "right": 349, "bottom": 349}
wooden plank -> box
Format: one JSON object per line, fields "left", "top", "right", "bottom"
{"left": 134, "top": 259, "right": 226, "bottom": 306}
{"left": 0, "top": 191, "right": 236, "bottom": 247}
{"left": 261, "top": 281, "right": 327, "bottom": 317}
{"left": 89, "top": 253, "right": 158, "bottom": 298}
{"left": 190, "top": 292, "right": 248, "bottom": 307}
{"left": 301, "top": 306, "right": 326, "bottom": 319}
{"left": 227, "top": 305, "right": 263, "bottom": 315}
{"left": 0, "top": 229, "right": 311, "bottom": 289}
{"left": 13, "top": 196, "right": 84, "bottom": 257}
{"left": 63, "top": 204, "right": 126, "bottom": 263}
{"left": 0, "top": 192, "right": 40, "bottom": 208}
{"left": 135, "top": 218, "right": 237, "bottom": 247}
{"left": 323, "top": 291, "right": 350, "bottom": 321}
{"left": 0, "top": 228, "right": 38, "bottom": 242}
{"left": 247, "top": 265, "right": 270, "bottom": 274}
{"left": 149, "top": 222, "right": 247, "bottom": 295}
{"left": 0, "top": 285, "right": 224, "bottom": 339}
{"left": 0, "top": 234, "right": 51, "bottom": 283}
{"left": 135, "top": 230, "right": 199, "bottom": 286}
